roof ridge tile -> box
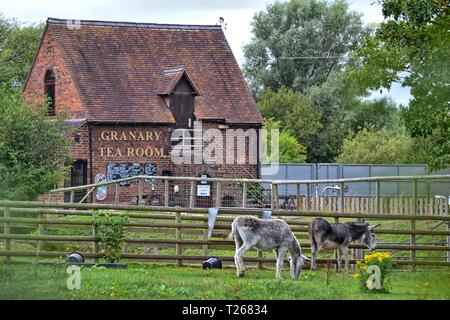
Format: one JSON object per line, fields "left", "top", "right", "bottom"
{"left": 47, "top": 18, "right": 222, "bottom": 30}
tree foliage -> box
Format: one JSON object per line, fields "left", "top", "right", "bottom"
{"left": 351, "top": 0, "right": 449, "bottom": 170}
{"left": 243, "top": 0, "right": 365, "bottom": 94}
{"left": 344, "top": 97, "right": 400, "bottom": 134}
{"left": 0, "top": 14, "right": 44, "bottom": 90}
{"left": 244, "top": 1, "right": 376, "bottom": 163}
{"left": 257, "top": 86, "right": 322, "bottom": 144}
{"left": 262, "top": 118, "right": 307, "bottom": 163}
{"left": 0, "top": 88, "right": 71, "bottom": 200}
{"left": 336, "top": 126, "right": 413, "bottom": 164}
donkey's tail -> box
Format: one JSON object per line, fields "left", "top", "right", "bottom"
{"left": 228, "top": 218, "right": 236, "bottom": 239}
{"left": 229, "top": 218, "right": 243, "bottom": 248}
{"left": 228, "top": 219, "right": 240, "bottom": 239}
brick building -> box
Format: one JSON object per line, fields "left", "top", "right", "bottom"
{"left": 24, "top": 18, "right": 263, "bottom": 205}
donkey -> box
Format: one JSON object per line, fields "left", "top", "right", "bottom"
{"left": 309, "top": 218, "right": 380, "bottom": 272}
{"left": 231, "top": 216, "right": 308, "bottom": 280}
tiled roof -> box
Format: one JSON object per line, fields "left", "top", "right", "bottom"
{"left": 46, "top": 18, "right": 262, "bottom": 124}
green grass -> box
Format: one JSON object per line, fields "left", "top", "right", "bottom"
{"left": 0, "top": 263, "right": 449, "bottom": 300}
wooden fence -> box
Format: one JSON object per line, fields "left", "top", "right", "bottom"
{"left": 46, "top": 174, "right": 450, "bottom": 215}
{"left": 281, "top": 196, "right": 449, "bottom": 215}
{"left": 1, "top": 200, "right": 449, "bottom": 269}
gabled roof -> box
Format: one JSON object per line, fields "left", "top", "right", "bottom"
{"left": 158, "top": 67, "right": 201, "bottom": 96}
{"left": 39, "top": 18, "right": 262, "bottom": 124}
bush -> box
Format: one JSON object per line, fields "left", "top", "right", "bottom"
{"left": 94, "top": 211, "right": 128, "bottom": 263}
{"left": 336, "top": 127, "right": 414, "bottom": 164}
{"left": 0, "top": 87, "right": 71, "bottom": 200}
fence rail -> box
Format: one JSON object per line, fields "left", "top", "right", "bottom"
{"left": 1, "top": 198, "right": 449, "bottom": 268}
{"left": 44, "top": 174, "right": 450, "bottom": 215}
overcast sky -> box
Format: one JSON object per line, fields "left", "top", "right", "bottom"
{"left": 0, "top": 0, "right": 410, "bottom": 104}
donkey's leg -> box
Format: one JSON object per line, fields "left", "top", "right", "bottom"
{"left": 336, "top": 249, "right": 342, "bottom": 273}
{"left": 275, "top": 247, "right": 288, "bottom": 280}
{"left": 235, "top": 242, "right": 253, "bottom": 278}
{"left": 234, "top": 232, "right": 243, "bottom": 251}
{"left": 311, "top": 246, "right": 320, "bottom": 271}
{"left": 342, "top": 246, "right": 350, "bottom": 272}
{"left": 233, "top": 229, "right": 244, "bottom": 277}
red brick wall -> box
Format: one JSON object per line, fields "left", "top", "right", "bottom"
{"left": 41, "top": 121, "right": 260, "bottom": 205}
{"left": 23, "top": 29, "right": 86, "bottom": 119}
{"left": 88, "top": 123, "right": 259, "bottom": 205}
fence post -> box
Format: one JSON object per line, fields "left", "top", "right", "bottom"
{"left": 306, "top": 183, "right": 311, "bottom": 212}
{"left": 92, "top": 210, "right": 99, "bottom": 263}
{"left": 203, "top": 230, "right": 208, "bottom": 256}
{"left": 92, "top": 187, "right": 97, "bottom": 204}
{"left": 38, "top": 212, "right": 45, "bottom": 252}
{"left": 335, "top": 184, "right": 344, "bottom": 271}
{"left": 257, "top": 250, "right": 263, "bottom": 270}
{"left": 176, "top": 212, "right": 182, "bottom": 267}
{"left": 447, "top": 221, "right": 450, "bottom": 263}
{"left": 189, "top": 181, "right": 195, "bottom": 208}
{"left": 411, "top": 179, "right": 417, "bottom": 272}
{"left": 216, "top": 181, "right": 221, "bottom": 207}
{"left": 274, "top": 184, "right": 279, "bottom": 210}
{"left": 296, "top": 183, "right": 301, "bottom": 212}
{"left": 4, "top": 207, "right": 11, "bottom": 264}
{"left": 115, "top": 183, "right": 119, "bottom": 205}
{"left": 334, "top": 213, "right": 340, "bottom": 271}
{"left": 270, "top": 184, "right": 275, "bottom": 210}
{"left": 138, "top": 178, "right": 143, "bottom": 205}
{"left": 376, "top": 180, "right": 381, "bottom": 214}
{"left": 242, "top": 182, "right": 247, "bottom": 208}
{"left": 70, "top": 191, "right": 75, "bottom": 203}
{"left": 164, "top": 179, "right": 169, "bottom": 207}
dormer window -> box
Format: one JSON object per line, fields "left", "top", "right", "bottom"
{"left": 45, "top": 70, "right": 56, "bottom": 116}
{"left": 158, "top": 67, "right": 200, "bottom": 129}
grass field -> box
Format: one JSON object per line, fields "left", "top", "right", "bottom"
{"left": 1, "top": 263, "right": 449, "bottom": 300}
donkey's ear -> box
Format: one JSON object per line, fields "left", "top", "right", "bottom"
{"left": 370, "top": 224, "right": 381, "bottom": 230}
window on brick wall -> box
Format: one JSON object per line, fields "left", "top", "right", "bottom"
{"left": 74, "top": 132, "right": 81, "bottom": 143}
{"left": 45, "top": 70, "right": 56, "bottom": 116}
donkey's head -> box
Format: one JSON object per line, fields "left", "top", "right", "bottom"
{"left": 288, "top": 255, "right": 303, "bottom": 279}
{"left": 288, "top": 239, "right": 305, "bottom": 279}
{"left": 361, "top": 223, "right": 380, "bottom": 251}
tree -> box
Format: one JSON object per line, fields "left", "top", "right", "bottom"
{"left": 305, "top": 69, "right": 359, "bottom": 162}
{"left": 350, "top": 0, "right": 449, "bottom": 170}
{"left": 0, "top": 14, "right": 44, "bottom": 90}
{"left": 262, "top": 118, "right": 307, "bottom": 163}
{"left": 256, "top": 86, "right": 322, "bottom": 144}
{"left": 243, "top": 0, "right": 365, "bottom": 94}
{"left": 344, "top": 97, "right": 401, "bottom": 134}
{"left": 336, "top": 126, "right": 413, "bottom": 164}
{"left": 0, "top": 87, "right": 71, "bottom": 200}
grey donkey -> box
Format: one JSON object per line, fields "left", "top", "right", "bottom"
{"left": 231, "top": 216, "right": 309, "bottom": 280}
{"left": 309, "top": 218, "right": 380, "bottom": 272}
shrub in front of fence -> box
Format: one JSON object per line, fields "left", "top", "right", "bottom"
{"left": 93, "top": 211, "right": 128, "bottom": 263}
{"left": 354, "top": 252, "right": 395, "bottom": 293}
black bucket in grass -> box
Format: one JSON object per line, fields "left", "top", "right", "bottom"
{"left": 67, "top": 252, "right": 84, "bottom": 264}
{"left": 202, "top": 257, "right": 222, "bottom": 270}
